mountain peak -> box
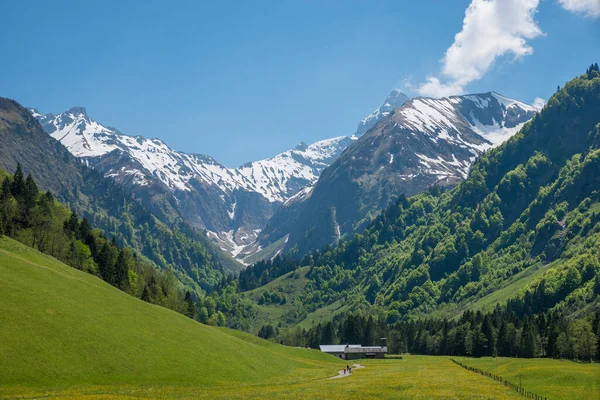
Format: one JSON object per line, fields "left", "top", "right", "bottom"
{"left": 66, "top": 106, "right": 87, "bottom": 116}
{"left": 26, "top": 107, "right": 44, "bottom": 118}
{"left": 356, "top": 90, "right": 410, "bottom": 136}
{"left": 383, "top": 90, "right": 410, "bottom": 109}
{"left": 294, "top": 142, "right": 309, "bottom": 151}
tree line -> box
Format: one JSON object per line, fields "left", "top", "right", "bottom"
{"left": 279, "top": 306, "right": 600, "bottom": 363}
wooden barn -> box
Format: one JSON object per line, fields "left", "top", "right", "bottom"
{"left": 319, "top": 344, "right": 387, "bottom": 360}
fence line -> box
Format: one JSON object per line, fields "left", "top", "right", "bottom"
{"left": 450, "top": 358, "right": 547, "bottom": 400}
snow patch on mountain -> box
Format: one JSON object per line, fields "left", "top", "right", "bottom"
{"left": 30, "top": 106, "right": 361, "bottom": 206}
{"left": 32, "top": 107, "right": 259, "bottom": 193}
{"left": 235, "top": 136, "right": 355, "bottom": 203}
{"left": 29, "top": 105, "right": 363, "bottom": 261}
{"left": 394, "top": 92, "right": 538, "bottom": 155}
{"left": 283, "top": 185, "right": 313, "bottom": 206}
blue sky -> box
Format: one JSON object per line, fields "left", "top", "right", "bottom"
{"left": 1, "top": 0, "right": 598, "bottom": 167}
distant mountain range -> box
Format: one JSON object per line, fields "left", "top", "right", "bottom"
{"left": 29, "top": 90, "right": 537, "bottom": 262}
{"left": 26, "top": 90, "right": 406, "bottom": 261}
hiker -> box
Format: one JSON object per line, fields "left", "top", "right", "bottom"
{"left": 343, "top": 367, "right": 347, "bottom": 375}
{"left": 349, "top": 366, "right": 352, "bottom": 374}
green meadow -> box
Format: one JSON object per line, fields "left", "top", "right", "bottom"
{"left": 0, "top": 236, "right": 595, "bottom": 399}
{"left": 457, "top": 357, "right": 600, "bottom": 400}
{"left": 0, "top": 237, "right": 340, "bottom": 397}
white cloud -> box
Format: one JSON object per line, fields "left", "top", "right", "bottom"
{"left": 559, "top": 0, "right": 600, "bottom": 18}
{"left": 416, "top": 0, "right": 543, "bottom": 98}
{"left": 399, "top": 77, "right": 415, "bottom": 92}
{"left": 417, "top": 76, "right": 467, "bottom": 98}
{"left": 532, "top": 97, "right": 546, "bottom": 109}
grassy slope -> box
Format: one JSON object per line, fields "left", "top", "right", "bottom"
{"left": 458, "top": 357, "right": 600, "bottom": 400}
{"left": 246, "top": 257, "right": 545, "bottom": 329}
{"left": 465, "top": 262, "right": 555, "bottom": 314}
{"left": 0, "top": 236, "right": 341, "bottom": 395}
{"left": 427, "top": 262, "right": 556, "bottom": 321}
{"left": 244, "top": 267, "right": 349, "bottom": 332}
{"left": 244, "top": 267, "right": 310, "bottom": 332}
{"left": 296, "top": 299, "right": 349, "bottom": 330}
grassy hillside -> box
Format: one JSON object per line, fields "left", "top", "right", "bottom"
{"left": 0, "top": 236, "right": 341, "bottom": 396}
{"left": 241, "top": 266, "right": 350, "bottom": 333}
{"left": 244, "top": 267, "right": 310, "bottom": 332}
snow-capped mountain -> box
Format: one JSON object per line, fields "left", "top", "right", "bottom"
{"left": 28, "top": 101, "right": 374, "bottom": 261}
{"left": 31, "top": 107, "right": 256, "bottom": 193}
{"left": 234, "top": 136, "right": 356, "bottom": 203}
{"left": 30, "top": 106, "right": 277, "bottom": 258}
{"left": 30, "top": 89, "right": 532, "bottom": 262}
{"left": 356, "top": 89, "right": 410, "bottom": 136}
{"left": 255, "top": 91, "right": 540, "bottom": 256}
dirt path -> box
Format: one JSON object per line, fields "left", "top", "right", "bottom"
{"left": 327, "top": 363, "right": 364, "bottom": 379}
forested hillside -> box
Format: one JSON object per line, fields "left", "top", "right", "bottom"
{"left": 0, "top": 98, "right": 240, "bottom": 293}
{"left": 212, "top": 66, "right": 600, "bottom": 347}
{"left": 0, "top": 166, "right": 219, "bottom": 320}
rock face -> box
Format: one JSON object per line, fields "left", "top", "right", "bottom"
{"left": 257, "top": 92, "right": 539, "bottom": 256}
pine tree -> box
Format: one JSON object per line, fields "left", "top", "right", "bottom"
{"left": 184, "top": 291, "right": 196, "bottom": 318}
{"left": 64, "top": 212, "right": 80, "bottom": 236}
{"left": 0, "top": 178, "right": 14, "bottom": 235}
{"left": 10, "top": 164, "right": 25, "bottom": 200}
{"left": 0, "top": 178, "right": 10, "bottom": 201}
{"left": 24, "top": 174, "right": 38, "bottom": 208}
{"left": 322, "top": 321, "right": 336, "bottom": 345}
{"left": 520, "top": 318, "right": 540, "bottom": 358}
{"left": 141, "top": 285, "right": 151, "bottom": 302}
{"left": 593, "top": 312, "right": 600, "bottom": 361}
{"left": 586, "top": 63, "right": 600, "bottom": 79}
{"left": 481, "top": 315, "right": 496, "bottom": 357}
{"left": 97, "top": 242, "right": 118, "bottom": 285}
{"left": 114, "top": 248, "right": 133, "bottom": 289}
